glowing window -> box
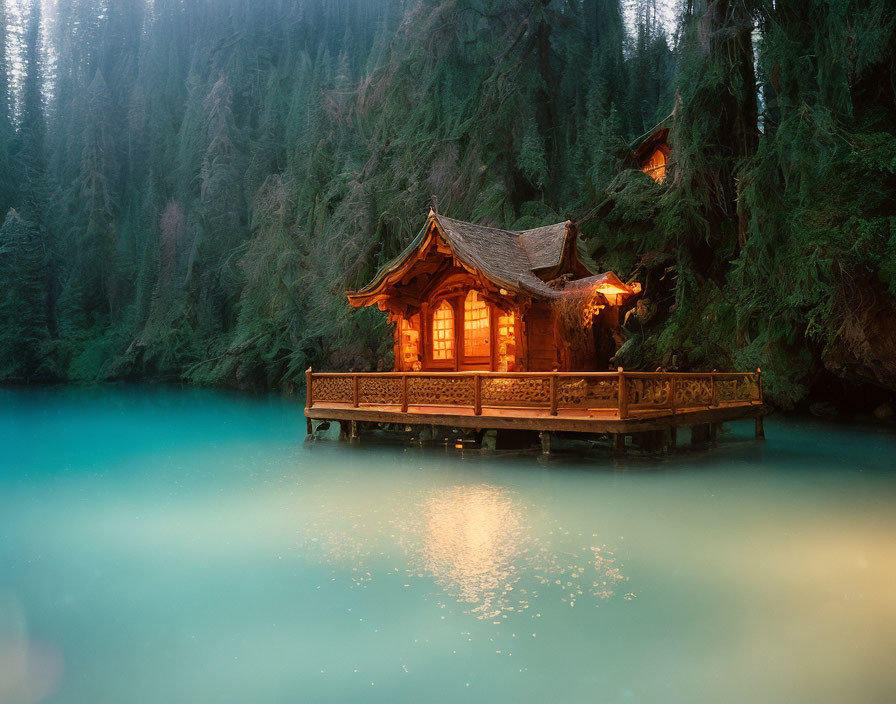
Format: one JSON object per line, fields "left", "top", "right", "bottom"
{"left": 463, "top": 290, "right": 490, "bottom": 358}
{"left": 432, "top": 301, "right": 454, "bottom": 361}
{"left": 496, "top": 311, "right": 516, "bottom": 371}
{"left": 399, "top": 314, "right": 421, "bottom": 371}
{"left": 642, "top": 147, "right": 667, "bottom": 183}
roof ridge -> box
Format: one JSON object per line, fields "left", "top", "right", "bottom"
{"left": 514, "top": 221, "right": 568, "bottom": 235}
{"left": 434, "top": 213, "right": 517, "bottom": 237}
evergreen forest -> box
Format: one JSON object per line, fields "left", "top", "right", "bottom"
{"left": 0, "top": 0, "right": 895, "bottom": 411}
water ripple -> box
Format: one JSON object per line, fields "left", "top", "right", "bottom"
{"left": 297, "top": 483, "right": 627, "bottom": 621}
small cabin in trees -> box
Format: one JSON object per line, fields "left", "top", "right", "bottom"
{"left": 633, "top": 117, "right": 672, "bottom": 183}
{"left": 346, "top": 210, "right": 640, "bottom": 373}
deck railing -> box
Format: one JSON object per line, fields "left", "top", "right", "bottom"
{"left": 306, "top": 369, "right": 763, "bottom": 419}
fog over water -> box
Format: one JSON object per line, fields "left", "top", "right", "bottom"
{"left": 1, "top": 385, "right": 895, "bottom": 703}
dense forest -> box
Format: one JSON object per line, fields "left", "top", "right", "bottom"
{"left": 0, "top": 0, "right": 894, "bottom": 411}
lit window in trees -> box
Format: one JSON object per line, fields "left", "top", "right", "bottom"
{"left": 432, "top": 301, "right": 454, "bottom": 360}
{"left": 642, "top": 147, "right": 667, "bottom": 183}
{"left": 464, "top": 291, "right": 490, "bottom": 358}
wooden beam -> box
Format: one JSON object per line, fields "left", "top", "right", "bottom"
{"left": 306, "top": 401, "right": 769, "bottom": 435}
{"left": 474, "top": 374, "right": 482, "bottom": 416}
{"left": 305, "top": 367, "right": 313, "bottom": 436}
{"left": 613, "top": 434, "right": 626, "bottom": 455}
{"left": 617, "top": 367, "right": 629, "bottom": 419}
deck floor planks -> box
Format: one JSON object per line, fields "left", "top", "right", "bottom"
{"left": 306, "top": 400, "right": 768, "bottom": 434}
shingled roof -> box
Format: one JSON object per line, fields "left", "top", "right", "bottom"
{"left": 433, "top": 215, "right": 572, "bottom": 297}
{"left": 347, "top": 211, "right": 638, "bottom": 307}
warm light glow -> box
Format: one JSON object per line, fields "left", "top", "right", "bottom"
{"left": 496, "top": 311, "right": 516, "bottom": 371}
{"left": 432, "top": 300, "right": 454, "bottom": 360}
{"left": 463, "top": 291, "right": 490, "bottom": 358}
{"left": 399, "top": 314, "right": 420, "bottom": 371}
{"left": 642, "top": 147, "right": 667, "bottom": 183}
{"left": 595, "top": 283, "right": 631, "bottom": 296}
{"left": 582, "top": 298, "right": 605, "bottom": 328}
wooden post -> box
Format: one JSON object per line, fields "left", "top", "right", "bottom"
{"left": 757, "top": 367, "right": 763, "bottom": 403}
{"left": 305, "top": 368, "right": 313, "bottom": 407}
{"left": 352, "top": 374, "right": 360, "bottom": 407}
{"left": 474, "top": 373, "right": 482, "bottom": 416}
{"left": 350, "top": 420, "right": 359, "bottom": 441}
{"left": 613, "top": 433, "right": 626, "bottom": 455}
{"left": 549, "top": 374, "right": 558, "bottom": 416}
{"left": 617, "top": 367, "right": 629, "bottom": 420}
{"left": 541, "top": 431, "right": 551, "bottom": 455}
{"left": 305, "top": 367, "right": 313, "bottom": 436}
{"left": 401, "top": 374, "right": 409, "bottom": 413}
{"left": 710, "top": 371, "right": 717, "bottom": 407}
{"left": 669, "top": 374, "right": 677, "bottom": 414}
{"left": 755, "top": 416, "right": 765, "bottom": 439}
{"left": 691, "top": 424, "right": 710, "bottom": 444}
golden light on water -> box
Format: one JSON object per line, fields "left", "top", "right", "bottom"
{"left": 298, "top": 482, "right": 626, "bottom": 622}
{"left": 419, "top": 486, "right": 524, "bottom": 619}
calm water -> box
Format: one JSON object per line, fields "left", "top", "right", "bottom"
{"left": 1, "top": 386, "right": 895, "bottom": 704}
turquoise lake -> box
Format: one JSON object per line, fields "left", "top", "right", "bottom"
{"left": 1, "top": 385, "right": 895, "bottom": 703}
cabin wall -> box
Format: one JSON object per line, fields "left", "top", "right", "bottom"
{"left": 389, "top": 288, "right": 626, "bottom": 373}
{"left": 594, "top": 307, "right": 621, "bottom": 369}
{"left": 524, "top": 303, "right": 559, "bottom": 371}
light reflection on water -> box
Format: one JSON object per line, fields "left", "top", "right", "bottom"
{"left": 300, "top": 483, "right": 625, "bottom": 621}
{"left": 2, "top": 385, "right": 896, "bottom": 703}
{"left": 418, "top": 485, "right": 524, "bottom": 616}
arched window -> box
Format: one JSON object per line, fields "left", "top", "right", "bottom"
{"left": 642, "top": 146, "right": 668, "bottom": 183}
{"left": 432, "top": 300, "right": 454, "bottom": 361}
{"left": 464, "top": 291, "right": 490, "bottom": 358}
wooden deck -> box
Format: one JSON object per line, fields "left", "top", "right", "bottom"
{"left": 304, "top": 369, "right": 769, "bottom": 441}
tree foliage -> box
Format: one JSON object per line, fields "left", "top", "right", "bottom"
{"left": 0, "top": 0, "right": 893, "bottom": 408}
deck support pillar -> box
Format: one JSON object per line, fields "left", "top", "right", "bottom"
{"left": 755, "top": 416, "right": 765, "bottom": 439}
{"left": 540, "top": 431, "right": 552, "bottom": 455}
{"left": 306, "top": 416, "right": 312, "bottom": 438}
{"left": 613, "top": 433, "right": 626, "bottom": 455}
{"left": 669, "top": 426, "right": 677, "bottom": 449}
{"left": 350, "top": 420, "right": 359, "bottom": 442}
{"left": 691, "top": 424, "right": 710, "bottom": 444}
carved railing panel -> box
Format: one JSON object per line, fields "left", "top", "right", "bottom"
{"left": 673, "top": 377, "right": 713, "bottom": 408}
{"left": 309, "top": 371, "right": 760, "bottom": 415}
{"left": 311, "top": 376, "right": 353, "bottom": 403}
{"left": 628, "top": 377, "right": 672, "bottom": 409}
{"left": 407, "top": 376, "right": 475, "bottom": 406}
{"left": 358, "top": 376, "right": 403, "bottom": 405}
{"left": 716, "top": 376, "right": 759, "bottom": 403}
{"left": 557, "top": 377, "right": 617, "bottom": 409}
{"left": 481, "top": 377, "right": 551, "bottom": 407}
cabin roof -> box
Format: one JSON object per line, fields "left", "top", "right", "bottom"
{"left": 434, "top": 214, "right": 569, "bottom": 296}
{"left": 518, "top": 222, "right": 569, "bottom": 270}
{"left": 347, "top": 211, "right": 639, "bottom": 309}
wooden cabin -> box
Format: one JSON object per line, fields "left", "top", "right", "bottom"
{"left": 346, "top": 210, "right": 640, "bottom": 373}
{"left": 633, "top": 118, "right": 672, "bottom": 183}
